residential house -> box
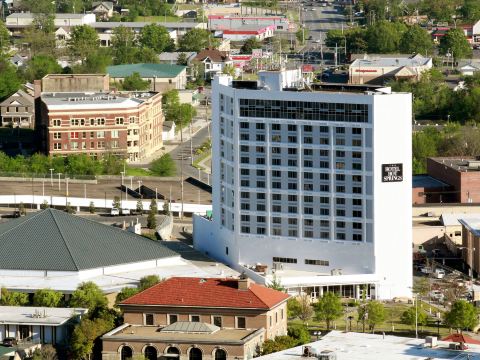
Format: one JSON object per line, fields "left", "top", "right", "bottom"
{"left": 92, "top": 1, "right": 114, "bottom": 20}
{"left": 194, "top": 48, "right": 232, "bottom": 80}
{"left": 101, "top": 276, "right": 289, "bottom": 360}
{"left": 0, "top": 306, "right": 87, "bottom": 346}
{"left": 158, "top": 52, "right": 197, "bottom": 65}
{"left": 458, "top": 60, "right": 480, "bottom": 76}
{"left": 0, "top": 89, "right": 34, "bottom": 128}
{"left": 107, "top": 64, "right": 187, "bottom": 91}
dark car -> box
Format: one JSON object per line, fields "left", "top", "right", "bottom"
{"left": 3, "top": 337, "right": 17, "bottom": 347}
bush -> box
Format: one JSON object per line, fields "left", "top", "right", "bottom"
{"left": 149, "top": 154, "right": 176, "bottom": 177}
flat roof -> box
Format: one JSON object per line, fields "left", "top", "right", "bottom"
{"left": 90, "top": 21, "right": 204, "bottom": 29}
{"left": 0, "top": 306, "right": 87, "bottom": 326}
{"left": 256, "top": 331, "right": 480, "bottom": 359}
{"left": 107, "top": 63, "right": 186, "bottom": 79}
{"left": 41, "top": 91, "right": 157, "bottom": 110}
{"left": 459, "top": 218, "right": 480, "bottom": 237}
{"left": 7, "top": 13, "right": 90, "bottom": 19}
{"left": 412, "top": 175, "right": 449, "bottom": 189}
{"left": 429, "top": 157, "right": 480, "bottom": 172}
{"left": 104, "top": 324, "right": 262, "bottom": 344}
{"left": 351, "top": 56, "right": 431, "bottom": 68}
{"left": 441, "top": 213, "right": 480, "bottom": 227}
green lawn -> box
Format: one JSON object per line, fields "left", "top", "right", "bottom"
{"left": 135, "top": 15, "right": 182, "bottom": 23}
{"left": 126, "top": 167, "right": 152, "bottom": 177}
{"left": 177, "top": 4, "right": 200, "bottom": 10}
{"left": 289, "top": 302, "right": 450, "bottom": 339}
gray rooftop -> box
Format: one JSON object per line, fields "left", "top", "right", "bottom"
{"left": 160, "top": 321, "right": 220, "bottom": 334}
{"left": 412, "top": 175, "right": 449, "bottom": 189}
{"left": 0, "top": 208, "right": 179, "bottom": 271}
{"left": 351, "top": 54, "right": 431, "bottom": 68}
{"left": 0, "top": 306, "right": 87, "bottom": 326}
{"left": 90, "top": 21, "right": 204, "bottom": 29}
{"left": 7, "top": 12, "right": 89, "bottom": 19}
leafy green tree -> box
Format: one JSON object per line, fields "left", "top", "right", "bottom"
{"left": 412, "top": 128, "right": 439, "bottom": 174}
{"left": 70, "top": 282, "right": 108, "bottom": 310}
{"left": 399, "top": 25, "right": 433, "bottom": 55}
{"left": 296, "top": 28, "right": 309, "bottom": 46}
{"left": 445, "top": 300, "right": 478, "bottom": 332}
{"left": 267, "top": 275, "right": 285, "bottom": 291}
{"left": 287, "top": 297, "right": 302, "bottom": 319}
{"left": 150, "top": 198, "right": 158, "bottom": 213}
{"left": 401, "top": 306, "right": 428, "bottom": 328}
{"left": 287, "top": 324, "right": 311, "bottom": 345}
{"left": 359, "top": 301, "right": 385, "bottom": 333}
{"left": 31, "top": 344, "right": 57, "bottom": 360}
{"left": 70, "top": 317, "right": 114, "bottom": 360}
{"left": 261, "top": 336, "right": 297, "bottom": 355}
{"left": 412, "top": 277, "right": 430, "bottom": 297}
{"left": 240, "top": 38, "right": 262, "bottom": 54}
{"left": 147, "top": 211, "right": 157, "bottom": 230}
{"left": 460, "top": 0, "right": 480, "bottom": 23}
{"left": 0, "top": 22, "right": 10, "bottom": 55}
{"left": 19, "top": 202, "right": 26, "bottom": 216}
{"left": 40, "top": 200, "right": 49, "bottom": 209}
{"left": 112, "top": 196, "right": 121, "bottom": 210}
{"left": 24, "top": 55, "right": 62, "bottom": 82}
{"left": 162, "top": 89, "right": 180, "bottom": 122}
{"left": 121, "top": 72, "right": 150, "bottom": 91}
{"left": 136, "top": 200, "right": 144, "bottom": 214}
{"left": 139, "top": 24, "right": 175, "bottom": 53}
{"left": 0, "top": 288, "right": 29, "bottom": 306}
{"left": 149, "top": 154, "right": 176, "bottom": 177}
{"left": 23, "top": 26, "right": 56, "bottom": 56}
{"left": 315, "top": 292, "right": 343, "bottom": 330}
{"left": 0, "top": 62, "right": 21, "bottom": 101}
{"left": 366, "top": 21, "right": 407, "bottom": 53}
{"left": 138, "top": 275, "right": 161, "bottom": 291}
{"left": 439, "top": 28, "right": 472, "bottom": 60}
{"left": 65, "top": 202, "right": 75, "bottom": 214}
{"left": 68, "top": 25, "right": 99, "bottom": 63}
{"left": 179, "top": 29, "right": 218, "bottom": 52}
{"left": 419, "top": 0, "right": 459, "bottom": 22}
{"left": 222, "top": 64, "right": 236, "bottom": 77}
{"left": 176, "top": 52, "right": 188, "bottom": 66}
{"left": 115, "top": 287, "right": 139, "bottom": 305}
{"left": 111, "top": 26, "right": 138, "bottom": 64}
{"left": 33, "top": 288, "right": 63, "bottom": 307}
{"left": 162, "top": 200, "right": 170, "bottom": 215}
{"left": 176, "top": 103, "right": 197, "bottom": 129}
{"left": 89, "top": 201, "right": 96, "bottom": 214}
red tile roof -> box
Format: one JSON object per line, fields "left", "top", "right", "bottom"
{"left": 121, "top": 277, "right": 289, "bottom": 309}
{"left": 442, "top": 334, "right": 480, "bottom": 345}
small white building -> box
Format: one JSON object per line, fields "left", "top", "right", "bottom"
{"left": 162, "top": 121, "right": 176, "bottom": 141}
{"left": 459, "top": 60, "right": 480, "bottom": 76}
{"left": 219, "top": 24, "right": 275, "bottom": 42}
{"left": 0, "top": 306, "right": 87, "bottom": 345}
{"left": 208, "top": 14, "right": 291, "bottom": 31}
{"left": 5, "top": 13, "right": 96, "bottom": 29}
{"left": 194, "top": 48, "right": 233, "bottom": 80}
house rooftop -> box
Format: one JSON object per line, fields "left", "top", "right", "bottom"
{"left": 351, "top": 55, "right": 432, "bottom": 68}
{"left": 6, "top": 12, "right": 90, "bottom": 19}
{"left": 106, "top": 63, "right": 186, "bottom": 79}
{"left": 103, "top": 323, "right": 263, "bottom": 344}
{"left": 0, "top": 306, "right": 87, "bottom": 326}
{"left": 256, "top": 330, "right": 480, "bottom": 359}
{"left": 429, "top": 157, "right": 480, "bottom": 172}
{"left": 120, "top": 277, "right": 289, "bottom": 309}
{"left": 0, "top": 208, "right": 178, "bottom": 272}
{"left": 90, "top": 21, "right": 205, "bottom": 29}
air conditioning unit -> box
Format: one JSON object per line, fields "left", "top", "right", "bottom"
{"left": 272, "top": 262, "right": 284, "bottom": 271}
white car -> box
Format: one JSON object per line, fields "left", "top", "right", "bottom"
{"left": 314, "top": 39, "right": 321, "bottom": 43}
{"left": 121, "top": 208, "right": 130, "bottom": 215}
{"left": 111, "top": 208, "right": 120, "bottom": 216}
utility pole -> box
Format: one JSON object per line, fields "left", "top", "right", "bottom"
{"left": 180, "top": 127, "right": 184, "bottom": 219}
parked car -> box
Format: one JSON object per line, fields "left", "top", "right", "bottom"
{"left": 3, "top": 338, "right": 17, "bottom": 347}
{"left": 121, "top": 208, "right": 130, "bottom": 215}
{"left": 434, "top": 269, "right": 446, "bottom": 279}
{"left": 111, "top": 208, "right": 120, "bottom": 216}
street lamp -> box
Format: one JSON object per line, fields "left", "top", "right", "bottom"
{"left": 66, "top": 177, "right": 70, "bottom": 197}
{"left": 49, "top": 168, "right": 54, "bottom": 186}
{"left": 120, "top": 171, "right": 125, "bottom": 186}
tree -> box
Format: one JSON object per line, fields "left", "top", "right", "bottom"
{"left": 439, "top": 28, "right": 472, "bottom": 61}
{"left": 138, "top": 275, "right": 161, "bottom": 291}
{"left": 89, "top": 201, "right": 96, "bottom": 214}
{"left": 287, "top": 297, "right": 302, "bottom": 319}
{"left": 65, "top": 202, "right": 75, "bottom": 214}
{"left": 40, "top": 200, "right": 49, "bottom": 209}
{"left": 222, "top": 64, "right": 236, "bottom": 77}
{"left": 147, "top": 209, "right": 157, "bottom": 229}
{"left": 0, "top": 288, "right": 29, "bottom": 306}
{"left": 150, "top": 198, "right": 158, "bottom": 213}
{"left": 111, "top": 26, "right": 138, "bottom": 64}
{"left": 240, "top": 38, "right": 262, "bottom": 54}
{"left": 176, "top": 52, "right": 188, "bottom": 66}
{"left": 412, "top": 278, "right": 430, "bottom": 297}
{"left": 31, "top": 344, "right": 57, "bottom": 360}
{"left": 399, "top": 25, "right": 433, "bottom": 55}
{"left": 261, "top": 336, "right": 297, "bottom": 355}
{"left": 366, "top": 21, "right": 406, "bottom": 53}
{"left": 401, "top": 307, "right": 428, "bottom": 329}
{"left": 359, "top": 301, "right": 385, "bottom": 333}
{"left": 24, "top": 55, "right": 62, "bottom": 82}
{"left": 0, "top": 22, "right": 10, "bottom": 55}
{"left": 162, "top": 200, "right": 170, "bottom": 215}
{"left": 136, "top": 200, "right": 144, "bottom": 214}
{"left": 296, "top": 27, "right": 309, "bottom": 46}
{"left": 139, "top": 24, "right": 174, "bottom": 53}
{"left": 287, "top": 324, "right": 311, "bottom": 345}
{"left": 70, "top": 282, "right": 108, "bottom": 310}
{"left": 112, "top": 196, "right": 121, "bottom": 210}
{"left": 71, "top": 317, "right": 114, "bottom": 360}
{"left": 178, "top": 29, "right": 218, "bottom": 52}
{"left": 115, "top": 287, "right": 139, "bottom": 305}
{"left": 176, "top": 103, "right": 197, "bottom": 129}
{"left": 68, "top": 25, "right": 99, "bottom": 63}
{"left": 314, "top": 292, "right": 343, "bottom": 330}
{"left": 149, "top": 154, "right": 176, "bottom": 177}
{"left": 267, "top": 275, "right": 285, "bottom": 291}
{"left": 0, "top": 61, "right": 21, "bottom": 101}
{"left": 460, "top": 0, "right": 480, "bottom": 23}
{"left": 19, "top": 202, "right": 26, "bottom": 216}
{"left": 444, "top": 300, "right": 478, "bottom": 332}
{"left": 121, "top": 72, "right": 150, "bottom": 91}
{"left": 33, "top": 288, "right": 63, "bottom": 307}
{"left": 162, "top": 89, "right": 180, "bottom": 122}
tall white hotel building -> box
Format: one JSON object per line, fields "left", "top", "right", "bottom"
{"left": 194, "top": 69, "right": 412, "bottom": 300}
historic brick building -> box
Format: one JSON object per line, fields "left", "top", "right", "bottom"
{"left": 39, "top": 91, "right": 163, "bottom": 162}
{"left": 101, "top": 277, "right": 289, "bottom": 360}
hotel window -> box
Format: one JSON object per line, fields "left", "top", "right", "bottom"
{"left": 305, "top": 259, "right": 329, "bottom": 266}
{"left": 116, "top": 117, "right": 124, "bottom": 125}
{"left": 71, "top": 142, "right": 79, "bottom": 150}
{"left": 145, "top": 314, "right": 154, "bottom": 326}
{"left": 70, "top": 132, "right": 79, "bottom": 139}
{"left": 111, "top": 130, "right": 119, "bottom": 138}
{"left": 337, "top": 232, "right": 346, "bottom": 240}
{"left": 97, "top": 118, "right": 105, "bottom": 125}
{"left": 52, "top": 119, "right": 61, "bottom": 127}
{"left": 53, "top": 132, "right": 61, "bottom": 139}
{"left": 353, "top": 198, "right": 362, "bottom": 206}
{"left": 273, "top": 257, "right": 297, "bottom": 264}
{"left": 168, "top": 314, "right": 178, "bottom": 324}
{"left": 352, "top": 151, "right": 362, "bottom": 159}
{"left": 352, "top": 139, "right": 362, "bottom": 147}
{"left": 236, "top": 317, "right": 246, "bottom": 329}
{"left": 190, "top": 315, "right": 200, "bottom": 322}
{"left": 304, "top": 230, "right": 314, "bottom": 238}
{"left": 97, "top": 141, "right": 105, "bottom": 149}
{"left": 90, "top": 118, "right": 95, "bottom": 125}
{"left": 213, "top": 316, "right": 222, "bottom": 327}
{"left": 111, "top": 140, "right": 119, "bottom": 149}
{"left": 53, "top": 143, "right": 61, "bottom": 150}
{"left": 352, "top": 163, "right": 362, "bottom": 170}
{"left": 352, "top": 127, "right": 362, "bottom": 135}
{"left": 97, "top": 131, "right": 105, "bottom": 138}
{"left": 353, "top": 234, "right": 363, "bottom": 241}
{"left": 70, "top": 119, "right": 79, "bottom": 126}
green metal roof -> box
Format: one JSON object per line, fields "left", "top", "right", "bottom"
{"left": 107, "top": 63, "right": 187, "bottom": 79}
{"left": 0, "top": 208, "right": 179, "bottom": 272}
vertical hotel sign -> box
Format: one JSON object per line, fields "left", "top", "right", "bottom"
{"left": 382, "top": 163, "right": 403, "bottom": 182}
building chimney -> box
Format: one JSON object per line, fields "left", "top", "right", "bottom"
{"left": 34, "top": 80, "right": 42, "bottom": 99}
{"left": 238, "top": 274, "right": 252, "bottom": 290}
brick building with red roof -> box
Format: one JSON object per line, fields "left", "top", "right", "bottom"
{"left": 101, "top": 277, "right": 289, "bottom": 360}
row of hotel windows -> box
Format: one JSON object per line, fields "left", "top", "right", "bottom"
{"left": 239, "top": 134, "right": 363, "bottom": 147}
{"left": 51, "top": 117, "right": 134, "bottom": 127}
{"left": 53, "top": 130, "right": 121, "bottom": 140}
{"left": 237, "top": 182, "right": 364, "bottom": 193}
{"left": 239, "top": 170, "right": 364, "bottom": 183}
{"left": 242, "top": 216, "right": 363, "bottom": 228}
{"left": 240, "top": 226, "right": 363, "bottom": 241}
{"left": 238, "top": 147, "right": 363, "bottom": 158}
{"left": 239, "top": 157, "right": 363, "bottom": 170}
{"left": 238, "top": 123, "right": 363, "bottom": 135}
{"left": 273, "top": 257, "right": 329, "bottom": 266}
{"left": 52, "top": 141, "right": 120, "bottom": 150}
{"left": 239, "top": 205, "right": 363, "bottom": 217}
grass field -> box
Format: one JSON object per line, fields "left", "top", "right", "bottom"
{"left": 126, "top": 167, "right": 152, "bottom": 177}
{"left": 289, "top": 301, "right": 450, "bottom": 339}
